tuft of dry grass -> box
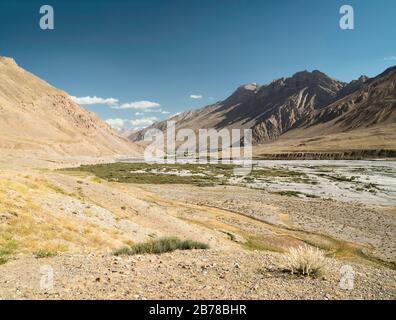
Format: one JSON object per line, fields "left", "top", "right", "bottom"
{"left": 282, "top": 245, "right": 329, "bottom": 277}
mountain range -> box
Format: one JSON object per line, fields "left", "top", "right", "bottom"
{"left": 130, "top": 66, "right": 396, "bottom": 153}
{"left": 1, "top": 55, "right": 395, "bottom": 159}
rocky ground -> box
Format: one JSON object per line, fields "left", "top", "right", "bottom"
{"left": 144, "top": 184, "right": 396, "bottom": 264}
{"left": 1, "top": 250, "right": 395, "bottom": 300}
{"left": 0, "top": 157, "right": 395, "bottom": 299}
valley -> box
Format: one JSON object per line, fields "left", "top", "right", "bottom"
{"left": 0, "top": 56, "right": 395, "bottom": 300}
{"left": 0, "top": 157, "right": 395, "bottom": 299}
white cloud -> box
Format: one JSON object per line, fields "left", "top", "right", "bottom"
{"left": 105, "top": 118, "right": 128, "bottom": 130}
{"left": 190, "top": 94, "right": 203, "bottom": 99}
{"left": 130, "top": 117, "right": 158, "bottom": 127}
{"left": 142, "top": 108, "right": 170, "bottom": 114}
{"left": 112, "top": 101, "right": 161, "bottom": 110}
{"left": 71, "top": 96, "right": 165, "bottom": 115}
{"left": 106, "top": 116, "right": 159, "bottom": 129}
{"left": 71, "top": 96, "right": 118, "bottom": 106}
{"left": 384, "top": 56, "right": 396, "bottom": 61}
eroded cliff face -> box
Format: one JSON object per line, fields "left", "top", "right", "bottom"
{"left": 305, "top": 66, "right": 396, "bottom": 132}
{"left": 131, "top": 70, "right": 345, "bottom": 143}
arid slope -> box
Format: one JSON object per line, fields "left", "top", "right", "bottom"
{"left": 0, "top": 56, "right": 140, "bottom": 158}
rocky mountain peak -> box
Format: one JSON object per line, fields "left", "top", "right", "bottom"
{"left": 285, "top": 69, "right": 344, "bottom": 90}
{"left": 224, "top": 83, "right": 260, "bottom": 103}
{"left": 358, "top": 75, "right": 369, "bottom": 82}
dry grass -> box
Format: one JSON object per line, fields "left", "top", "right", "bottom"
{"left": 0, "top": 174, "right": 132, "bottom": 261}
{"left": 34, "top": 249, "right": 58, "bottom": 259}
{"left": 282, "top": 245, "right": 329, "bottom": 277}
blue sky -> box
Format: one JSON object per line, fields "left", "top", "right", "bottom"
{"left": 1, "top": 0, "right": 395, "bottom": 129}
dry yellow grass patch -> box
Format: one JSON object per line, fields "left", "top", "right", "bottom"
{"left": 282, "top": 245, "right": 329, "bottom": 277}
{"left": 0, "top": 174, "right": 133, "bottom": 260}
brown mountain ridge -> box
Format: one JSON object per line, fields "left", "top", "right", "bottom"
{"left": 131, "top": 66, "right": 396, "bottom": 153}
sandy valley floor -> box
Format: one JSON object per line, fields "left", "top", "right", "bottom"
{"left": 0, "top": 156, "right": 395, "bottom": 299}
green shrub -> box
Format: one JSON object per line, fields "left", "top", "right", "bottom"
{"left": 114, "top": 237, "right": 209, "bottom": 256}
{"left": 273, "top": 190, "right": 302, "bottom": 197}
{"left": 113, "top": 246, "right": 133, "bottom": 256}
{"left": 34, "top": 250, "right": 57, "bottom": 259}
{"left": 0, "top": 254, "right": 8, "bottom": 265}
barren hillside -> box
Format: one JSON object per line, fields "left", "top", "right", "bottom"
{"left": 0, "top": 56, "right": 140, "bottom": 158}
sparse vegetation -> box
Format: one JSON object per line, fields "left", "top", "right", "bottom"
{"left": 0, "top": 176, "right": 127, "bottom": 256}
{"left": 247, "top": 167, "right": 317, "bottom": 185}
{"left": 282, "top": 245, "right": 329, "bottom": 277}
{"left": 319, "top": 173, "right": 357, "bottom": 183}
{"left": 271, "top": 190, "right": 320, "bottom": 199}
{"left": 65, "top": 163, "right": 321, "bottom": 188}
{"left": 222, "top": 231, "right": 237, "bottom": 242}
{"left": 64, "top": 162, "right": 237, "bottom": 186}
{"left": 113, "top": 237, "right": 209, "bottom": 255}
{"left": 272, "top": 190, "right": 302, "bottom": 197}
{"left": 304, "top": 193, "right": 320, "bottom": 199}
{"left": 0, "top": 249, "right": 11, "bottom": 265}
{"left": 91, "top": 176, "right": 103, "bottom": 184}
{"left": 0, "top": 237, "right": 18, "bottom": 265}
{"left": 45, "top": 182, "right": 69, "bottom": 195}
{"left": 0, "top": 245, "right": 15, "bottom": 265}
{"left": 251, "top": 167, "right": 306, "bottom": 178}
{"left": 34, "top": 250, "right": 57, "bottom": 259}
{"left": 0, "top": 256, "right": 8, "bottom": 265}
